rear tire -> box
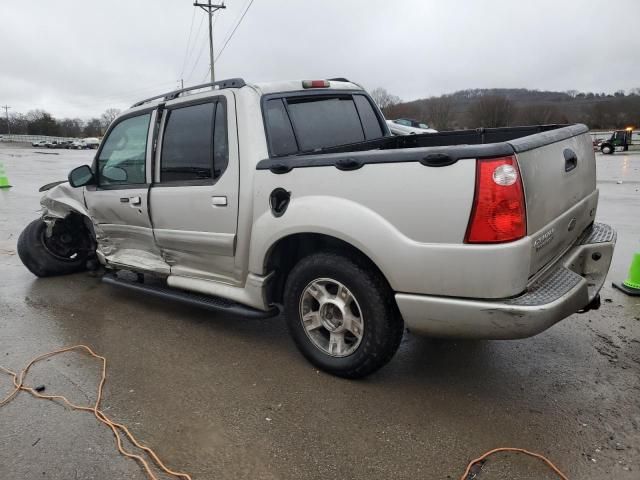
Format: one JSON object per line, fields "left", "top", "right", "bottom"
{"left": 17, "top": 218, "right": 90, "bottom": 277}
{"left": 283, "top": 252, "right": 403, "bottom": 378}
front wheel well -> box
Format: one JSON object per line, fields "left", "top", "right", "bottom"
{"left": 264, "top": 233, "right": 393, "bottom": 306}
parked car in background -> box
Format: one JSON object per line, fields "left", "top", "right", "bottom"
{"left": 70, "top": 140, "right": 87, "bottom": 150}
{"left": 46, "top": 140, "right": 70, "bottom": 149}
{"left": 83, "top": 137, "right": 100, "bottom": 149}
{"left": 387, "top": 118, "right": 438, "bottom": 135}
{"left": 17, "top": 78, "right": 615, "bottom": 378}
{"left": 32, "top": 140, "right": 48, "bottom": 148}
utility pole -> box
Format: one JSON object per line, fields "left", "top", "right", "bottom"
{"left": 1, "top": 105, "right": 10, "bottom": 135}
{"left": 193, "top": 0, "right": 226, "bottom": 83}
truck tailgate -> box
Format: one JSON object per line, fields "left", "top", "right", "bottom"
{"left": 510, "top": 126, "right": 597, "bottom": 276}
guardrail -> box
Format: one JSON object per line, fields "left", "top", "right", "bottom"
{"left": 0, "top": 134, "right": 81, "bottom": 144}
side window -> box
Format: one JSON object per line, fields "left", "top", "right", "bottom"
{"left": 161, "top": 102, "right": 215, "bottom": 183}
{"left": 265, "top": 98, "right": 297, "bottom": 157}
{"left": 213, "top": 101, "right": 229, "bottom": 177}
{"left": 98, "top": 113, "right": 150, "bottom": 186}
{"left": 353, "top": 95, "right": 384, "bottom": 140}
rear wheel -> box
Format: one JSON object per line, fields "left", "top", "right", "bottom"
{"left": 283, "top": 252, "right": 403, "bottom": 378}
{"left": 17, "top": 218, "right": 92, "bottom": 277}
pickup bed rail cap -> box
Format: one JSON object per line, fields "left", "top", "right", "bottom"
{"left": 509, "top": 123, "right": 588, "bottom": 153}
{"left": 256, "top": 123, "right": 590, "bottom": 174}
{"left": 256, "top": 142, "right": 515, "bottom": 174}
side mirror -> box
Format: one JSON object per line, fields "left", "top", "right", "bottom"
{"left": 68, "top": 165, "right": 95, "bottom": 188}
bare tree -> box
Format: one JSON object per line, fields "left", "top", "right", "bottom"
{"left": 519, "top": 104, "right": 560, "bottom": 125}
{"left": 422, "top": 96, "right": 453, "bottom": 130}
{"left": 25, "top": 110, "right": 59, "bottom": 135}
{"left": 100, "top": 108, "right": 121, "bottom": 129}
{"left": 84, "top": 118, "right": 103, "bottom": 137}
{"left": 468, "top": 95, "right": 515, "bottom": 128}
{"left": 369, "top": 87, "right": 401, "bottom": 115}
{"left": 58, "top": 118, "right": 85, "bottom": 137}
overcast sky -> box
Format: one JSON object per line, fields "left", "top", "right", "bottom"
{"left": 1, "top": 0, "right": 638, "bottom": 119}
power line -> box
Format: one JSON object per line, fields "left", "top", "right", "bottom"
{"left": 186, "top": 12, "right": 219, "bottom": 84}
{"left": 185, "top": 36, "right": 209, "bottom": 83}
{"left": 179, "top": 11, "right": 206, "bottom": 83}
{"left": 215, "top": 0, "right": 255, "bottom": 63}
{"left": 179, "top": 8, "right": 197, "bottom": 79}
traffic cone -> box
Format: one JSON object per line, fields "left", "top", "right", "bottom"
{"left": 0, "top": 162, "right": 11, "bottom": 189}
{"left": 613, "top": 253, "right": 640, "bottom": 296}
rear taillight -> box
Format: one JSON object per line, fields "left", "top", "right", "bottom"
{"left": 465, "top": 155, "right": 526, "bottom": 243}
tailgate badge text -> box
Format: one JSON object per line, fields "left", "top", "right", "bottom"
{"left": 534, "top": 228, "right": 555, "bottom": 251}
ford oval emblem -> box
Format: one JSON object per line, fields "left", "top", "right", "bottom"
{"left": 568, "top": 218, "right": 577, "bottom": 232}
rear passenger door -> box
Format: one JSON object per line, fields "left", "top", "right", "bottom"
{"left": 150, "top": 93, "right": 240, "bottom": 284}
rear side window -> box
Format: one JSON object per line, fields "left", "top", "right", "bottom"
{"left": 213, "top": 101, "right": 228, "bottom": 177}
{"left": 265, "top": 99, "right": 297, "bottom": 157}
{"left": 161, "top": 102, "right": 214, "bottom": 182}
{"left": 160, "top": 100, "right": 229, "bottom": 183}
{"left": 264, "top": 94, "right": 384, "bottom": 156}
{"left": 354, "top": 95, "right": 384, "bottom": 140}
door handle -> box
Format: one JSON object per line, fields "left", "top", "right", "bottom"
{"left": 130, "top": 196, "right": 142, "bottom": 206}
{"left": 563, "top": 149, "right": 578, "bottom": 172}
{"left": 211, "top": 196, "right": 227, "bottom": 207}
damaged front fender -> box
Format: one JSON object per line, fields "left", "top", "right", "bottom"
{"left": 40, "top": 181, "right": 90, "bottom": 220}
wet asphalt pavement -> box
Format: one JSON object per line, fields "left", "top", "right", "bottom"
{"left": 0, "top": 143, "right": 639, "bottom": 480}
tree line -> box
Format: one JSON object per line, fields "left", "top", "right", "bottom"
{"left": 370, "top": 87, "right": 640, "bottom": 130}
{"left": 2, "top": 108, "right": 121, "bottom": 137}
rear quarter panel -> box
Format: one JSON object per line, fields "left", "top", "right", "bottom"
{"left": 249, "top": 160, "right": 533, "bottom": 298}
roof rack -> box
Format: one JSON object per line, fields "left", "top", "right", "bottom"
{"left": 131, "top": 78, "right": 246, "bottom": 107}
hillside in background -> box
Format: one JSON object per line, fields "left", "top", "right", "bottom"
{"left": 372, "top": 87, "right": 640, "bottom": 131}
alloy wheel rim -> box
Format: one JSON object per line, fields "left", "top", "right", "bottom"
{"left": 299, "top": 278, "right": 364, "bottom": 357}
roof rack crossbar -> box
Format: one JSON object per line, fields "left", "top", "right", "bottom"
{"left": 131, "top": 78, "right": 246, "bottom": 107}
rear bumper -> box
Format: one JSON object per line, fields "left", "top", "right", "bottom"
{"left": 396, "top": 223, "right": 616, "bottom": 339}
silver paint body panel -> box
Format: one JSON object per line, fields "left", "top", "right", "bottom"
{"left": 38, "top": 80, "right": 613, "bottom": 340}
{"left": 397, "top": 226, "right": 615, "bottom": 339}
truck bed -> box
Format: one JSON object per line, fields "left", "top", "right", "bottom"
{"left": 255, "top": 123, "right": 597, "bottom": 299}
{"left": 257, "top": 124, "right": 588, "bottom": 171}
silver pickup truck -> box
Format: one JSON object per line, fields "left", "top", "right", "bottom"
{"left": 18, "top": 78, "right": 616, "bottom": 378}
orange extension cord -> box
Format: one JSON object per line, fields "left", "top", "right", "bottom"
{"left": 0, "top": 345, "right": 192, "bottom": 480}
{"left": 1, "top": 345, "right": 570, "bottom": 480}
{"left": 459, "top": 447, "right": 570, "bottom": 480}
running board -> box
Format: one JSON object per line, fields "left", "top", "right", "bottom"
{"left": 102, "top": 274, "right": 279, "bottom": 319}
